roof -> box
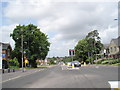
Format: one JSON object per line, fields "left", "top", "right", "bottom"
{"left": 2, "top": 43, "right": 12, "bottom": 50}
{"left": 103, "top": 44, "right": 109, "bottom": 49}
{"left": 110, "top": 36, "right": 120, "bottom": 46}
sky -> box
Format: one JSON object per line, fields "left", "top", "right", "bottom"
{"left": 0, "top": 0, "right": 119, "bottom": 57}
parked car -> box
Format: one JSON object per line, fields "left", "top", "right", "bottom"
{"left": 72, "top": 61, "right": 81, "bottom": 67}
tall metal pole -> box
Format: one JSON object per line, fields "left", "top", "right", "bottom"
{"left": 21, "top": 33, "right": 24, "bottom": 72}
{"left": 72, "top": 55, "right": 73, "bottom": 62}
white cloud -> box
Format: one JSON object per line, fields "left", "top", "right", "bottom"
{"left": 2, "top": 0, "right": 118, "bottom": 57}
{"left": 1, "top": 24, "right": 18, "bottom": 49}
{"left": 99, "top": 26, "right": 118, "bottom": 44}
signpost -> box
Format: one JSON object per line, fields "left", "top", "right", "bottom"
{"left": 69, "top": 49, "right": 75, "bottom": 62}
{"left": 69, "top": 49, "right": 75, "bottom": 56}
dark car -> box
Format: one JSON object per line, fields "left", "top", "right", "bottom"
{"left": 72, "top": 61, "right": 81, "bottom": 67}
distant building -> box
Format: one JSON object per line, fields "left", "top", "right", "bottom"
{"left": 109, "top": 36, "right": 120, "bottom": 59}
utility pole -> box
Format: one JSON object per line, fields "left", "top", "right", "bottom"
{"left": 21, "top": 31, "right": 24, "bottom": 72}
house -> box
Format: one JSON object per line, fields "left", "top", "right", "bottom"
{"left": 0, "top": 42, "right": 2, "bottom": 69}
{"left": 1, "top": 43, "right": 12, "bottom": 68}
{"left": 2, "top": 43, "right": 12, "bottom": 60}
{"left": 109, "top": 36, "right": 120, "bottom": 59}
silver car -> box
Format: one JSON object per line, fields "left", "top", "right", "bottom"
{"left": 72, "top": 61, "right": 81, "bottom": 67}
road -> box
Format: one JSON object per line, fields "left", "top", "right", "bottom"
{"left": 2, "top": 65, "right": 119, "bottom": 89}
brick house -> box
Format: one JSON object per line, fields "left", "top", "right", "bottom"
{"left": 2, "top": 43, "right": 12, "bottom": 60}
{"left": 1, "top": 43, "right": 12, "bottom": 68}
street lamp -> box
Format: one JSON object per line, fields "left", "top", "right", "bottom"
{"left": 21, "top": 30, "right": 24, "bottom": 72}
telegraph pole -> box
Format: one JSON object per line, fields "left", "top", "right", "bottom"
{"left": 21, "top": 31, "right": 24, "bottom": 72}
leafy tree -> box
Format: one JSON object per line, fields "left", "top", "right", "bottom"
{"left": 75, "top": 30, "right": 103, "bottom": 64}
{"left": 86, "top": 30, "right": 100, "bottom": 40}
{"left": 75, "top": 38, "right": 88, "bottom": 62}
{"left": 10, "top": 24, "right": 50, "bottom": 68}
{"left": 86, "top": 30, "right": 103, "bottom": 57}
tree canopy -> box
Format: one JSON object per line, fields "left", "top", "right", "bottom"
{"left": 75, "top": 30, "right": 103, "bottom": 64}
{"left": 10, "top": 24, "right": 50, "bottom": 67}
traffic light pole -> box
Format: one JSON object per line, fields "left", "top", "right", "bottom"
{"left": 72, "top": 55, "right": 73, "bottom": 62}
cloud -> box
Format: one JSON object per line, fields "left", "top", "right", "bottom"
{"left": 1, "top": 24, "right": 18, "bottom": 49}
{"left": 2, "top": 0, "right": 118, "bottom": 57}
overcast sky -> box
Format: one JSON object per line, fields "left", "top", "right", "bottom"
{"left": 0, "top": 0, "right": 119, "bottom": 57}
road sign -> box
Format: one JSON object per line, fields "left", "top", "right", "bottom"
{"left": 69, "top": 49, "right": 75, "bottom": 56}
{"left": 2, "top": 54, "right": 6, "bottom": 57}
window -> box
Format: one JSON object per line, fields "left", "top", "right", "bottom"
{"left": 111, "top": 47, "right": 112, "bottom": 52}
{"left": 114, "top": 46, "right": 116, "bottom": 52}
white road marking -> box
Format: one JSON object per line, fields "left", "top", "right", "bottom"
{"left": 1, "top": 69, "right": 43, "bottom": 83}
{"left": 68, "top": 67, "right": 79, "bottom": 70}
{"left": 108, "top": 81, "right": 120, "bottom": 88}
{"left": 61, "top": 65, "right": 80, "bottom": 70}
{"left": 1, "top": 76, "right": 21, "bottom": 83}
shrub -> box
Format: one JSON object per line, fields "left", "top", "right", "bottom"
{"left": 95, "top": 60, "right": 104, "bottom": 64}
{"left": 101, "top": 60, "right": 109, "bottom": 64}
{"left": 95, "top": 58, "right": 120, "bottom": 65}
{"left": 9, "top": 57, "right": 20, "bottom": 68}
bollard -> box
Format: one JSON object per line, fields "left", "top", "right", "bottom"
{"left": 8, "top": 68, "right": 10, "bottom": 73}
{"left": 13, "top": 69, "right": 15, "bottom": 72}
{"left": 84, "top": 62, "right": 86, "bottom": 66}
{"left": 72, "top": 63, "right": 74, "bottom": 68}
{"left": 2, "top": 69, "right": 4, "bottom": 74}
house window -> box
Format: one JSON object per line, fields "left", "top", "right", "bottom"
{"left": 114, "top": 46, "right": 116, "bottom": 52}
{"left": 8, "top": 49, "right": 10, "bottom": 56}
{"left": 111, "top": 47, "right": 112, "bottom": 52}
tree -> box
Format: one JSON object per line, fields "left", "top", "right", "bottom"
{"left": 10, "top": 24, "right": 50, "bottom": 68}
{"left": 75, "top": 38, "right": 88, "bottom": 63}
{"left": 86, "top": 30, "right": 100, "bottom": 40}
{"left": 75, "top": 30, "right": 103, "bottom": 64}
{"left": 86, "top": 30, "right": 103, "bottom": 60}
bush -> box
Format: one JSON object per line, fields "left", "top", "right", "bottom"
{"left": 9, "top": 57, "right": 20, "bottom": 68}
{"left": 95, "top": 58, "right": 120, "bottom": 65}
{"left": 101, "top": 60, "right": 109, "bottom": 64}
{"left": 95, "top": 60, "right": 104, "bottom": 64}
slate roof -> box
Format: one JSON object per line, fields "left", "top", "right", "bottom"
{"left": 110, "top": 36, "right": 120, "bottom": 46}
{"left": 103, "top": 44, "right": 109, "bottom": 49}
{"left": 2, "top": 43, "right": 12, "bottom": 50}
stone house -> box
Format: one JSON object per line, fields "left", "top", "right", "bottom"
{"left": 109, "top": 36, "right": 120, "bottom": 59}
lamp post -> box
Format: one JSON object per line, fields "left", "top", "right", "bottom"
{"left": 21, "top": 30, "right": 24, "bottom": 72}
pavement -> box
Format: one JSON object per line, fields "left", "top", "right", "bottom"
{"left": 2, "top": 65, "right": 119, "bottom": 89}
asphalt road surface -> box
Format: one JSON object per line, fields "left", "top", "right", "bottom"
{"left": 2, "top": 65, "right": 119, "bottom": 88}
